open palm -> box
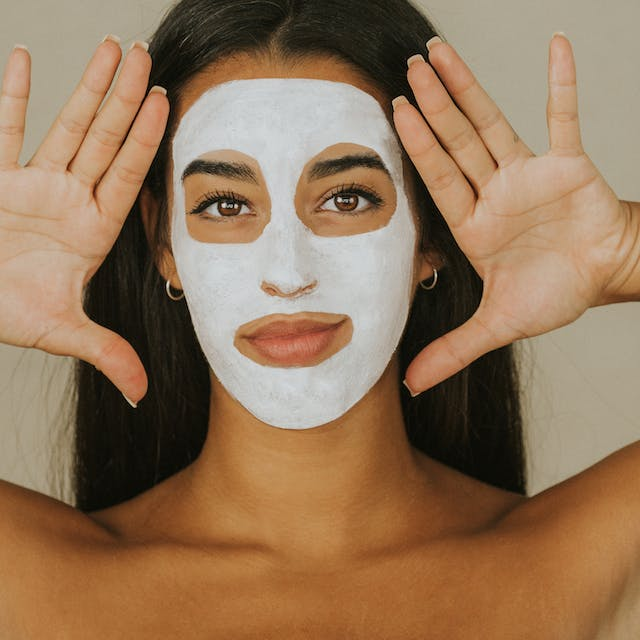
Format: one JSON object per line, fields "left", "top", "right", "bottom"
{"left": 394, "top": 34, "right": 634, "bottom": 394}
{"left": 0, "top": 40, "right": 168, "bottom": 403}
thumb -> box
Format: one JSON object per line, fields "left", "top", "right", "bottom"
{"left": 62, "top": 316, "right": 148, "bottom": 406}
{"left": 403, "top": 311, "right": 515, "bottom": 396}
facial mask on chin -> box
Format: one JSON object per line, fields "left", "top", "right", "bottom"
{"left": 171, "top": 79, "right": 417, "bottom": 430}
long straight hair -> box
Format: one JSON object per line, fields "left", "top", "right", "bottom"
{"left": 70, "top": 0, "right": 527, "bottom": 511}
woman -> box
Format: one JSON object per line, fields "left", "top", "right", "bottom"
{"left": 0, "top": 0, "right": 638, "bottom": 636}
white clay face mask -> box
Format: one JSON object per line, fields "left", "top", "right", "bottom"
{"left": 171, "top": 78, "right": 417, "bottom": 429}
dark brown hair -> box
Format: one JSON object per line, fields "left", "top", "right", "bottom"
{"left": 69, "top": 0, "right": 527, "bottom": 511}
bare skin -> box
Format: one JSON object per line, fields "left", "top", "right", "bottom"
{"left": 0, "top": 35, "right": 639, "bottom": 640}
{"left": 2, "top": 441, "right": 640, "bottom": 638}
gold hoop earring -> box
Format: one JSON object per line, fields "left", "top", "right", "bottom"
{"left": 419, "top": 267, "right": 438, "bottom": 291}
{"left": 165, "top": 279, "right": 185, "bottom": 301}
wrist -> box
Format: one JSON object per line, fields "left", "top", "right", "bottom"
{"left": 597, "top": 200, "right": 640, "bottom": 305}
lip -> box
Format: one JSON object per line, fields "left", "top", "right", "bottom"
{"left": 235, "top": 312, "right": 353, "bottom": 368}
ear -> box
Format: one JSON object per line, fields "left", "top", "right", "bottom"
{"left": 139, "top": 185, "right": 183, "bottom": 290}
{"left": 416, "top": 248, "right": 445, "bottom": 283}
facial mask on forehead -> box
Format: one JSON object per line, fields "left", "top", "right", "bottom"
{"left": 171, "top": 78, "right": 417, "bottom": 429}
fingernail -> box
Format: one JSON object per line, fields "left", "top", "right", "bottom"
{"left": 403, "top": 379, "right": 420, "bottom": 398}
{"left": 149, "top": 85, "right": 167, "bottom": 96}
{"left": 101, "top": 34, "right": 121, "bottom": 45}
{"left": 122, "top": 393, "right": 138, "bottom": 409}
{"left": 426, "top": 36, "right": 443, "bottom": 51}
{"left": 392, "top": 95, "right": 409, "bottom": 111}
{"left": 13, "top": 44, "right": 29, "bottom": 52}
{"left": 407, "top": 53, "right": 426, "bottom": 68}
{"left": 128, "top": 41, "right": 150, "bottom": 53}
{"left": 552, "top": 31, "right": 567, "bottom": 39}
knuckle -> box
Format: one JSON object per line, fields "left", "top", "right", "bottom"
{"left": 70, "top": 163, "right": 96, "bottom": 186}
{"left": 412, "top": 139, "right": 439, "bottom": 161}
{"left": 425, "top": 169, "right": 457, "bottom": 192}
{"left": 130, "top": 132, "right": 159, "bottom": 151}
{"left": 113, "top": 90, "right": 144, "bottom": 110}
{"left": 550, "top": 80, "right": 577, "bottom": 90}
{"left": 80, "top": 78, "right": 108, "bottom": 100}
{"left": 548, "top": 144, "right": 585, "bottom": 158}
{"left": 475, "top": 108, "right": 502, "bottom": 133}
{"left": 59, "top": 113, "right": 89, "bottom": 137}
{"left": 0, "top": 93, "right": 28, "bottom": 105}
{"left": 442, "top": 333, "right": 469, "bottom": 370}
{"left": 450, "top": 75, "right": 477, "bottom": 101}
{"left": 90, "top": 125, "right": 124, "bottom": 149}
{"left": 94, "top": 337, "right": 121, "bottom": 370}
{"left": 444, "top": 125, "right": 475, "bottom": 152}
{"left": 422, "top": 98, "right": 450, "bottom": 119}
{"left": 0, "top": 122, "right": 25, "bottom": 137}
{"left": 549, "top": 109, "right": 579, "bottom": 124}
{"left": 114, "top": 163, "right": 146, "bottom": 187}
{"left": 497, "top": 147, "right": 521, "bottom": 170}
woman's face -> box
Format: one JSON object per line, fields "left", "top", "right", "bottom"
{"left": 157, "top": 53, "right": 434, "bottom": 430}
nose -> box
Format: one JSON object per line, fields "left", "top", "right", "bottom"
{"left": 259, "top": 217, "right": 317, "bottom": 299}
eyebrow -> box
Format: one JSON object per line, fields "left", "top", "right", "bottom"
{"left": 181, "top": 153, "right": 392, "bottom": 184}
{"left": 181, "top": 159, "right": 260, "bottom": 184}
{"left": 308, "top": 153, "right": 392, "bottom": 181}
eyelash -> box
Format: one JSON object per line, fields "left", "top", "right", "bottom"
{"left": 187, "top": 189, "right": 249, "bottom": 218}
{"left": 323, "top": 183, "right": 385, "bottom": 215}
{"left": 187, "top": 183, "right": 385, "bottom": 219}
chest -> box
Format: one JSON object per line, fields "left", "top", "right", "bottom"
{"left": 20, "top": 537, "right": 602, "bottom": 640}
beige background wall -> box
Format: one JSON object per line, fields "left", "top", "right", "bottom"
{"left": 0, "top": 0, "right": 638, "bottom": 501}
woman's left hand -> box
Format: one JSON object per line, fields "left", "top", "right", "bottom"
{"left": 394, "top": 34, "right": 638, "bottom": 396}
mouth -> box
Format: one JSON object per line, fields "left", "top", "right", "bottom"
{"left": 234, "top": 312, "right": 353, "bottom": 368}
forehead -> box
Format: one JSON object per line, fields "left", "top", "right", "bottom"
{"left": 173, "top": 78, "right": 398, "bottom": 167}
{"left": 175, "top": 52, "right": 392, "bottom": 122}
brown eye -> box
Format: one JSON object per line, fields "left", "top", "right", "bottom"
{"left": 217, "top": 199, "right": 244, "bottom": 216}
{"left": 189, "top": 192, "right": 254, "bottom": 220}
{"left": 334, "top": 194, "right": 359, "bottom": 212}
{"left": 319, "top": 185, "right": 384, "bottom": 216}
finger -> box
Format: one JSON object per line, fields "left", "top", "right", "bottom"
{"left": 426, "top": 38, "right": 533, "bottom": 167}
{"left": 393, "top": 97, "right": 476, "bottom": 229}
{"left": 95, "top": 87, "right": 169, "bottom": 223}
{"left": 547, "top": 33, "right": 583, "bottom": 155}
{"left": 406, "top": 55, "right": 497, "bottom": 192}
{"left": 0, "top": 46, "right": 31, "bottom": 169}
{"left": 69, "top": 42, "right": 151, "bottom": 187}
{"left": 51, "top": 315, "right": 148, "bottom": 404}
{"left": 28, "top": 36, "right": 122, "bottom": 171}
{"left": 403, "top": 308, "right": 518, "bottom": 395}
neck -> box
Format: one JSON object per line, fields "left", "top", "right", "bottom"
{"left": 179, "top": 356, "right": 433, "bottom": 566}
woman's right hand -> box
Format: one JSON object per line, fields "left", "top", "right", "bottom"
{"left": 0, "top": 37, "right": 169, "bottom": 405}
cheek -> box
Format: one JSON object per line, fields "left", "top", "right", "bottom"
{"left": 310, "top": 228, "right": 415, "bottom": 305}
{"left": 175, "top": 241, "right": 250, "bottom": 304}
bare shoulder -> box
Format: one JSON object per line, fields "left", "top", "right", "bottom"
{"left": 502, "top": 440, "right": 640, "bottom": 638}
{"left": 0, "top": 479, "right": 111, "bottom": 634}
{"left": 0, "top": 478, "right": 109, "bottom": 544}
{"left": 505, "top": 439, "right": 640, "bottom": 553}
{"left": 416, "top": 443, "right": 640, "bottom": 637}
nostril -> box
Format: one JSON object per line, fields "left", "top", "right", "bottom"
{"left": 261, "top": 280, "right": 318, "bottom": 298}
{"left": 300, "top": 281, "right": 318, "bottom": 295}
{"left": 261, "top": 282, "right": 277, "bottom": 296}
